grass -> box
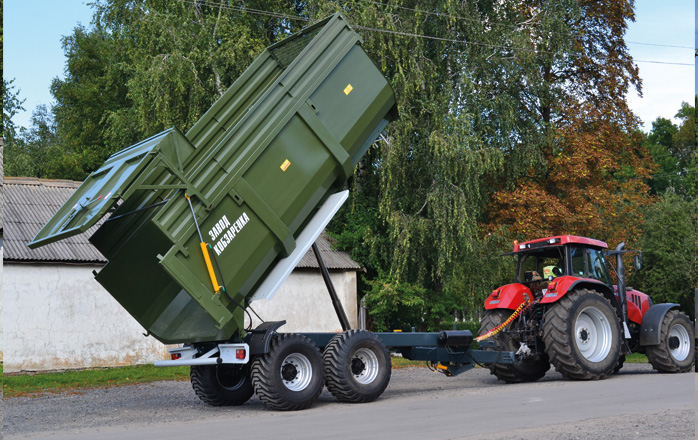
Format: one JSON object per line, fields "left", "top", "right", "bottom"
{"left": 2, "top": 352, "right": 651, "bottom": 398}
{"left": 3, "top": 364, "right": 190, "bottom": 398}
{"left": 390, "top": 355, "right": 426, "bottom": 369}
{"left": 625, "top": 353, "right": 648, "bottom": 363}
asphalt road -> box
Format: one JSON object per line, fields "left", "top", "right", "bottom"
{"left": 4, "top": 364, "right": 695, "bottom": 440}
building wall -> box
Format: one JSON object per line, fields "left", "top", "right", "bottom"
{"left": 0, "top": 242, "right": 4, "bottom": 362}
{"left": 3, "top": 263, "right": 168, "bottom": 373}
{"left": 247, "top": 270, "right": 358, "bottom": 332}
{"left": 2, "top": 263, "right": 357, "bottom": 373}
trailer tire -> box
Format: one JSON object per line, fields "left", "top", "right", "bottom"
{"left": 190, "top": 364, "right": 254, "bottom": 406}
{"left": 324, "top": 330, "right": 391, "bottom": 403}
{"left": 542, "top": 289, "right": 621, "bottom": 380}
{"left": 645, "top": 310, "right": 695, "bottom": 373}
{"left": 251, "top": 333, "right": 324, "bottom": 411}
{"left": 478, "top": 310, "right": 550, "bottom": 383}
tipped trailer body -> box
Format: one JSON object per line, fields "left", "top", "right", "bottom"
{"left": 30, "top": 13, "right": 516, "bottom": 411}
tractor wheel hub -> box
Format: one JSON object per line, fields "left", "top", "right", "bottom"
{"left": 578, "top": 328, "right": 590, "bottom": 343}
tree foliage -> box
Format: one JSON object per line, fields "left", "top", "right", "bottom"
{"left": 643, "top": 102, "right": 696, "bottom": 198}
{"left": 630, "top": 192, "right": 697, "bottom": 318}
{"left": 488, "top": 104, "right": 654, "bottom": 247}
{"left": 2, "top": 78, "right": 24, "bottom": 146}
{"left": 5, "top": 0, "right": 683, "bottom": 329}
{"left": 49, "top": 0, "right": 307, "bottom": 179}
{"left": 486, "top": 1, "right": 651, "bottom": 251}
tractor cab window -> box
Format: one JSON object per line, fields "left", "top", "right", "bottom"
{"left": 569, "top": 246, "right": 611, "bottom": 285}
{"left": 588, "top": 248, "right": 611, "bottom": 285}
{"left": 517, "top": 247, "right": 565, "bottom": 283}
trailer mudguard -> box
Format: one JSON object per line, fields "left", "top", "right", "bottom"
{"left": 484, "top": 283, "right": 532, "bottom": 310}
{"left": 247, "top": 321, "right": 287, "bottom": 355}
{"left": 639, "top": 303, "right": 679, "bottom": 346}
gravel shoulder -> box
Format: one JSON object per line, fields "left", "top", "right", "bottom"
{"left": 4, "top": 364, "right": 695, "bottom": 440}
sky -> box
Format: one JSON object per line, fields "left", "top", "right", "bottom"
{"left": 3, "top": 0, "right": 696, "bottom": 132}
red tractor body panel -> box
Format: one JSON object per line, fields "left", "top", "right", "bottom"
{"left": 616, "top": 287, "right": 650, "bottom": 325}
{"left": 485, "top": 283, "right": 533, "bottom": 310}
{"left": 514, "top": 235, "right": 608, "bottom": 252}
{"left": 536, "top": 275, "right": 613, "bottom": 304}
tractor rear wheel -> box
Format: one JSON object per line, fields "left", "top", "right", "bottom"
{"left": 324, "top": 330, "right": 392, "bottom": 403}
{"left": 542, "top": 289, "right": 621, "bottom": 380}
{"left": 645, "top": 310, "right": 695, "bottom": 373}
{"left": 251, "top": 333, "right": 325, "bottom": 411}
{"left": 190, "top": 364, "right": 254, "bottom": 406}
{"left": 478, "top": 309, "right": 550, "bottom": 383}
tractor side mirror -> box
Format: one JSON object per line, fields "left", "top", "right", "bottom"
{"left": 634, "top": 254, "right": 642, "bottom": 270}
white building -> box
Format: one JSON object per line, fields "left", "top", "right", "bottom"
{"left": 2, "top": 177, "right": 360, "bottom": 373}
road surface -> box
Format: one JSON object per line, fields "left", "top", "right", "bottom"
{"left": 4, "top": 363, "right": 695, "bottom": 439}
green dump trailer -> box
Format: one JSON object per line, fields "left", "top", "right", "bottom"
{"left": 30, "top": 13, "right": 515, "bottom": 411}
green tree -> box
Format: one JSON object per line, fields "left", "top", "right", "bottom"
{"left": 51, "top": 0, "right": 307, "bottom": 179}
{"left": 631, "top": 192, "right": 697, "bottom": 318}
{"left": 2, "top": 78, "right": 24, "bottom": 145}
{"left": 643, "top": 102, "right": 696, "bottom": 197}
{"left": 317, "top": 0, "right": 644, "bottom": 327}
{"left": 4, "top": 105, "right": 69, "bottom": 178}
{"left": 38, "top": 1, "right": 655, "bottom": 331}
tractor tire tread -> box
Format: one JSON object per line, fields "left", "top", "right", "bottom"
{"left": 645, "top": 310, "right": 695, "bottom": 373}
{"left": 542, "top": 289, "right": 620, "bottom": 380}
{"left": 478, "top": 310, "right": 549, "bottom": 383}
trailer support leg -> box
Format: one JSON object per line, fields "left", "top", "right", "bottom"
{"left": 312, "top": 242, "right": 352, "bottom": 331}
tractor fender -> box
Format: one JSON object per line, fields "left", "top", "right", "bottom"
{"left": 639, "top": 303, "right": 679, "bottom": 346}
{"left": 484, "top": 283, "right": 533, "bottom": 310}
{"left": 541, "top": 277, "right": 622, "bottom": 316}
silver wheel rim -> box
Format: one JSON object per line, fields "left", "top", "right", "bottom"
{"left": 352, "top": 348, "right": 380, "bottom": 384}
{"left": 575, "top": 306, "right": 613, "bottom": 362}
{"left": 280, "top": 353, "right": 312, "bottom": 392}
{"left": 669, "top": 323, "right": 691, "bottom": 362}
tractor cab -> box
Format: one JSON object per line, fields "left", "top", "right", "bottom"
{"left": 510, "top": 236, "right": 612, "bottom": 299}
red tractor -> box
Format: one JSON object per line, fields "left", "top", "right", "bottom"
{"left": 478, "top": 235, "right": 695, "bottom": 382}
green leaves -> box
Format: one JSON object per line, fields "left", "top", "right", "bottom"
{"left": 631, "top": 192, "right": 697, "bottom": 318}
{"left": 47, "top": 0, "right": 307, "bottom": 179}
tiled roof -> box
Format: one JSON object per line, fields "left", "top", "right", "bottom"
{"left": 4, "top": 177, "right": 361, "bottom": 270}
{"left": 4, "top": 177, "right": 106, "bottom": 263}
{"left": 296, "top": 232, "right": 362, "bottom": 271}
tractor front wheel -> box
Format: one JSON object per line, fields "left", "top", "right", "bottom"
{"left": 478, "top": 309, "right": 550, "bottom": 383}
{"left": 645, "top": 310, "right": 695, "bottom": 373}
{"left": 542, "top": 289, "right": 621, "bottom": 380}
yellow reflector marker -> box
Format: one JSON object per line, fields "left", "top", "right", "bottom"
{"left": 344, "top": 84, "right": 353, "bottom": 95}
{"left": 280, "top": 159, "right": 291, "bottom": 171}
{"left": 200, "top": 242, "right": 221, "bottom": 293}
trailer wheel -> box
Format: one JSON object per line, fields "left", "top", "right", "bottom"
{"left": 251, "top": 333, "right": 324, "bottom": 411}
{"left": 542, "top": 289, "right": 621, "bottom": 380}
{"left": 190, "top": 364, "right": 254, "bottom": 406}
{"left": 478, "top": 310, "right": 550, "bottom": 383}
{"left": 323, "top": 330, "right": 391, "bottom": 403}
{"left": 645, "top": 310, "right": 695, "bottom": 373}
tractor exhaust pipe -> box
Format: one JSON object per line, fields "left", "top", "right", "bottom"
{"left": 615, "top": 242, "right": 630, "bottom": 339}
